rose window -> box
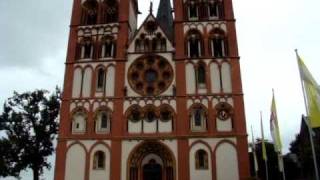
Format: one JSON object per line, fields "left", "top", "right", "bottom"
{"left": 128, "top": 55, "right": 174, "bottom": 96}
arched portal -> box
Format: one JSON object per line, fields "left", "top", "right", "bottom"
{"left": 128, "top": 141, "right": 176, "bottom": 180}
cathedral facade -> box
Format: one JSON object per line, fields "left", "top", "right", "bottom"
{"left": 54, "top": 0, "right": 250, "bottom": 179}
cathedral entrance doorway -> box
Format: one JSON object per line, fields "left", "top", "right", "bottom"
{"left": 128, "top": 141, "right": 175, "bottom": 180}
{"left": 143, "top": 159, "right": 162, "bottom": 180}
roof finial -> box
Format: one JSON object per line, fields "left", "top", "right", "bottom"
{"left": 149, "top": 0, "right": 153, "bottom": 14}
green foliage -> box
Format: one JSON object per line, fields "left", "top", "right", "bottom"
{"left": 0, "top": 88, "right": 61, "bottom": 180}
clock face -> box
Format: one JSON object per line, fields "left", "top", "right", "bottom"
{"left": 128, "top": 55, "right": 174, "bottom": 96}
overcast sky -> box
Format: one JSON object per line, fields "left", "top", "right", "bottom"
{"left": 1, "top": 0, "right": 320, "bottom": 179}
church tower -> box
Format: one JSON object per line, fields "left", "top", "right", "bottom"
{"left": 54, "top": 0, "right": 250, "bottom": 180}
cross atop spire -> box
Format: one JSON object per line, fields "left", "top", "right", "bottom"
{"left": 149, "top": 1, "right": 153, "bottom": 14}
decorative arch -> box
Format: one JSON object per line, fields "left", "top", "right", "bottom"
{"left": 65, "top": 142, "right": 87, "bottom": 180}
{"left": 220, "top": 62, "right": 232, "bottom": 93}
{"left": 127, "top": 141, "right": 176, "bottom": 180}
{"left": 186, "top": 62, "right": 196, "bottom": 94}
{"left": 88, "top": 141, "right": 111, "bottom": 180}
{"left": 214, "top": 140, "right": 239, "bottom": 180}
{"left": 189, "top": 140, "right": 213, "bottom": 180}
{"left": 209, "top": 61, "right": 221, "bottom": 93}
{"left": 72, "top": 67, "right": 83, "bottom": 98}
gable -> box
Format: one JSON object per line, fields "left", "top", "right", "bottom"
{"left": 127, "top": 14, "right": 174, "bottom": 53}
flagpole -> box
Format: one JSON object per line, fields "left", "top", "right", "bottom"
{"left": 295, "top": 49, "right": 320, "bottom": 180}
{"left": 251, "top": 126, "right": 259, "bottom": 178}
{"left": 271, "top": 89, "right": 286, "bottom": 180}
{"left": 278, "top": 153, "right": 286, "bottom": 180}
{"left": 261, "top": 111, "right": 269, "bottom": 180}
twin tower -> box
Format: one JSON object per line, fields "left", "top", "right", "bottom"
{"left": 54, "top": 0, "right": 250, "bottom": 180}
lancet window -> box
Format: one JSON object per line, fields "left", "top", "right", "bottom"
{"left": 96, "top": 68, "right": 106, "bottom": 91}
{"left": 196, "top": 63, "right": 206, "bottom": 89}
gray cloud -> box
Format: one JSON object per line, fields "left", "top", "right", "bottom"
{"left": 0, "top": 0, "right": 72, "bottom": 69}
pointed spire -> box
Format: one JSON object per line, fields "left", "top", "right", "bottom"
{"left": 156, "top": 0, "right": 173, "bottom": 40}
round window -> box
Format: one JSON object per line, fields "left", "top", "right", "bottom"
{"left": 128, "top": 55, "right": 174, "bottom": 96}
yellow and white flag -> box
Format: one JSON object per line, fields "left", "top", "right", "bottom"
{"left": 270, "top": 91, "right": 282, "bottom": 153}
{"left": 297, "top": 54, "right": 320, "bottom": 128}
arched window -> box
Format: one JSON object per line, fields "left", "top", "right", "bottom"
{"left": 81, "top": 0, "right": 98, "bottom": 25}
{"left": 188, "top": 1, "right": 199, "bottom": 20}
{"left": 102, "top": 36, "right": 116, "bottom": 58}
{"left": 128, "top": 106, "right": 142, "bottom": 123}
{"left": 95, "top": 109, "right": 111, "bottom": 133}
{"left": 190, "top": 105, "right": 207, "bottom": 131}
{"left": 160, "top": 108, "right": 172, "bottom": 122}
{"left": 186, "top": 30, "right": 203, "bottom": 58}
{"left": 102, "top": 0, "right": 119, "bottom": 24}
{"left": 195, "top": 150, "right": 209, "bottom": 169}
{"left": 210, "top": 29, "right": 228, "bottom": 58}
{"left": 197, "top": 64, "right": 206, "bottom": 88}
{"left": 96, "top": 68, "right": 106, "bottom": 91}
{"left": 78, "top": 38, "right": 94, "bottom": 59}
{"left": 93, "top": 151, "right": 105, "bottom": 169}
{"left": 72, "top": 110, "right": 87, "bottom": 134}
{"left": 208, "top": 1, "right": 224, "bottom": 19}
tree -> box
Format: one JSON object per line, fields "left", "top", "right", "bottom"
{"left": 0, "top": 88, "right": 61, "bottom": 180}
{"left": 289, "top": 118, "right": 320, "bottom": 180}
